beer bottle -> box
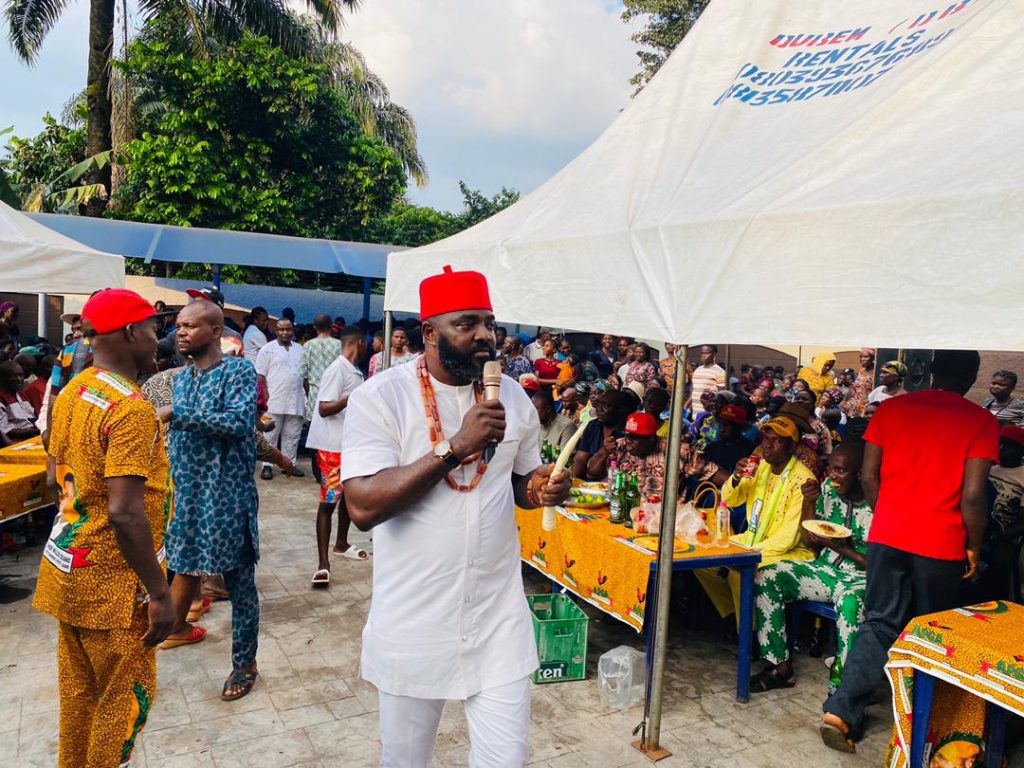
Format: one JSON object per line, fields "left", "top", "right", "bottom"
{"left": 624, "top": 473, "right": 641, "bottom": 528}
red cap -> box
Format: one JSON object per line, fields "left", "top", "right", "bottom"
{"left": 419, "top": 265, "right": 492, "bottom": 320}
{"left": 519, "top": 374, "right": 541, "bottom": 392}
{"left": 1001, "top": 425, "right": 1024, "bottom": 447}
{"left": 718, "top": 404, "right": 748, "bottom": 426}
{"left": 625, "top": 412, "right": 658, "bottom": 437}
{"left": 81, "top": 289, "right": 158, "bottom": 335}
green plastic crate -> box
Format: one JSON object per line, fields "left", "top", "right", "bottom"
{"left": 527, "top": 593, "right": 588, "bottom": 684}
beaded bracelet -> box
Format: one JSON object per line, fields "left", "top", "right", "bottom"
{"left": 526, "top": 475, "right": 541, "bottom": 508}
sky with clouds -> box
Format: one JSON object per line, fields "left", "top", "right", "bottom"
{"left": 1, "top": 1, "right": 640, "bottom": 211}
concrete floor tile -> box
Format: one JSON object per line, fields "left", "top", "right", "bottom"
{"left": 279, "top": 702, "right": 336, "bottom": 730}
{"left": 7, "top": 470, "right": 1013, "bottom": 768}
{"left": 209, "top": 729, "right": 316, "bottom": 768}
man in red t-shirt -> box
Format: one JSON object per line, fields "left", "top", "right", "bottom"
{"left": 820, "top": 350, "right": 998, "bottom": 753}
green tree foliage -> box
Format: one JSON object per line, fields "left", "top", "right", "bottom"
{"left": 5, "top": 0, "right": 354, "bottom": 215}
{"left": 113, "top": 35, "right": 407, "bottom": 241}
{"left": 1, "top": 114, "right": 86, "bottom": 196}
{"left": 373, "top": 182, "right": 520, "bottom": 247}
{"left": 621, "top": 0, "right": 709, "bottom": 93}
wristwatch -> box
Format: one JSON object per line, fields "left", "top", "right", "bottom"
{"left": 433, "top": 440, "right": 462, "bottom": 472}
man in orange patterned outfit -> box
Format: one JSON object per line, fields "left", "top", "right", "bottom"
{"left": 33, "top": 289, "right": 176, "bottom": 767}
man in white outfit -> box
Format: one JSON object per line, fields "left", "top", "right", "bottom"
{"left": 243, "top": 306, "right": 270, "bottom": 362}
{"left": 342, "top": 266, "right": 571, "bottom": 767}
{"left": 255, "top": 318, "right": 306, "bottom": 479}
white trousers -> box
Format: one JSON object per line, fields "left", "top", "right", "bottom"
{"left": 263, "top": 413, "right": 303, "bottom": 465}
{"left": 378, "top": 677, "right": 531, "bottom": 768}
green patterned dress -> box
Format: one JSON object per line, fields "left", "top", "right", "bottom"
{"left": 754, "top": 478, "right": 873, "bottom": 693}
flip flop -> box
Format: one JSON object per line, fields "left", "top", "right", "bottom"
{"left": 186, "top": 595, "right": 213, "bottom": 623}
{"left": 158, "top": 625, "right": 208, "bottom": 650}
{"left": 311, "top": 569, "right": 330, "bottom": 588}
{"left": 337, "top": 546, "right": 370, "bottom": 561}
{"left": 820, "top": 713, "right": 856, "bottom": 753}
{"left": 222, "top": 668, "right": 258, "bottom": 701}
{"left": 750, "top": 667, "right": 795, "bottom": 693}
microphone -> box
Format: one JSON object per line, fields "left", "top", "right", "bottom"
{"left": 482, "top": 360, "right": 502, "bottom": 463}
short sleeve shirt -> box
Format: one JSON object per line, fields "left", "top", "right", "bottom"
{"left": 300, "top": 337, "right": 343, "bottom": 420}
{"left": 34, "top": 368, "right": 171, "bottom": 629}
{"left": 255, "top": 341, "right": 306, "bottom": 416}
{"left": 814, "top": 478, "right": 873, "bottom": 573}
{"left": 865, "top": 389, "right": 999, "bottom": 560}
{"left": 305, "top": 355, "right": 364, "bottom": 453}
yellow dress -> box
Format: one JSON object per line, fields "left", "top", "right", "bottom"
{"left": 797, "top": 352, "right": 837, "bottom": 399}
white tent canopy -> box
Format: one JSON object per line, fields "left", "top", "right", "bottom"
{"left": 1, "top": 202, "right": 124, "bottom": 294}
{"left": 386, "top": 0, "right": 1024, "bottom": 351}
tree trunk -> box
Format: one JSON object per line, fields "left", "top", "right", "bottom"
{"left": 82, "top": 0, "right": 114, "bottom": 217}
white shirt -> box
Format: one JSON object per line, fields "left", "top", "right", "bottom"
{"left": 868, "top": 386, "right": 903, "bottom": 404}
{"left": 243, "top": 325, "right": 267, "bottom": 362}
{"left": 524, "top": 340, "right": 544, "bottom": 362}
{"left": 255, "top": 341, "right": 305, "bottom": 416}
{"left": 341, "top": 362, "right": 542, "bottom": 699}
{"left": 305, "top": 355, "right": 363, "bottom": 453}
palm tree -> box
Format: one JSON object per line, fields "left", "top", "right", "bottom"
{"left": 5, "top": 0, "right": 359, "bottom": 214}
{"left": 316, "top": 38, "right": 428, "bottom": 186}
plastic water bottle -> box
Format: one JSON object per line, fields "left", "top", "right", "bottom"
{"left": 607, "top": 459, "right": 618, "bottom": 488}
{"left": 714, "top": 502, "right": 731, "bottom": 547}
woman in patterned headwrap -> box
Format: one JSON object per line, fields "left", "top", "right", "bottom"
{"left": 843, "top": 348, "right": 875, "bottom": 418}
{"left": 869, "top": 360, "right": 908, "bottom": 404}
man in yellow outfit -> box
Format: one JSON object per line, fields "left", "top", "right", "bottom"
{"left": 697, "top": 413, "right": 815, "bottom": 623}
{"left": 33, "top": 289, "right": 176, "bottom": 767}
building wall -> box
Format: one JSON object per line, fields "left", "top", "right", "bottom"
{"left": 0, "top": 293, "right": 66, "bottom": 345}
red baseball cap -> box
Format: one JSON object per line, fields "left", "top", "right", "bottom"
{"left": 81, "top": 289, "right": 162, "bottom": 335}
{"left": 625, "top": 412, "right": 658, "bottom": 437}
{"left": 1000, "top": 425, "right": 1024, "bottom": 447}
{"left": 718, "top": 404, "right": 748, "bottom": 426}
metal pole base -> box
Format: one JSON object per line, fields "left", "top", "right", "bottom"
{"left": 632, "top": 739, "right": 672, "bottom": 761}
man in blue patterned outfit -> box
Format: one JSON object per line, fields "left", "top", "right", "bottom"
{"left": 158, "top": 299, "right": 261, "bottom": 701}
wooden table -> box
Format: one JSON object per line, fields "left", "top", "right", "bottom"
{"left": 517, "top": 504, "right": 762, "bottom": 701}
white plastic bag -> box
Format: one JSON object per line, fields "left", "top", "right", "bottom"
{"left": 598, "top": 645, "right": 647, "bottom": 710}
{"left": 674, "top": 500, "right": 707, "bottom": 545}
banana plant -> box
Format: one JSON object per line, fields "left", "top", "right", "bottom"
{"left": 21, "top": 149, "right": 113, "bottom": 213}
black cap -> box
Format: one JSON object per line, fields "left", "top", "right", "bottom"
{"left": 186, "top": 286, "right": 225, "bottom": 308}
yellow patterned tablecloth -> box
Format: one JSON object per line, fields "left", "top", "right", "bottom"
{"left": 516, "top": 504, "right": 753, "bottom": 631}
{"left": 884, "top": 601, "right": 1024, "bottom": 768}
{"left": 0, "top": 436, "right": 47, "bottom": 465}
{"left": 0, "top": 462, "right": 54, "bottom": 522}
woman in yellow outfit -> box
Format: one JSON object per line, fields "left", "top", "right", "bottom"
{"left": 798, "top": 352, "right": 837, "bottom": 400}
{"left": 696, "top": 414, "right": 815, "bottom": 623}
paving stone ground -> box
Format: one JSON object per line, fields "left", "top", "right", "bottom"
{"left": 2, "top": 470, "right": 1020, "bottom": 767}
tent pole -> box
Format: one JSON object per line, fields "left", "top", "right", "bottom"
{"left": 212, "top": 264, "right": 222, "bottom": 290}
{"left": 382, "top": 311, "right": 393, "bottom": 370}
{"left": 37, "top": 294, "right": 47, "bottom": 338}
{"left": 362, "top": 277, "right": 372, "bottom": 323}
{"left": 723, "top": 344, "right": 731, "bottom": 390}
{"left": 635, "top": 344, "right": 688, "bottom": 761}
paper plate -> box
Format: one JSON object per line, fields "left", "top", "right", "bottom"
{"left": 802, "top": 519, "right": 852, "bottom": 539}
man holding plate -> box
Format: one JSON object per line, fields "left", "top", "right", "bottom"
{"left": 749, "top": 441, "right": 873, "bottom": 694}
{"left": 340, "top": 266, "right": 571, "bottom": 767}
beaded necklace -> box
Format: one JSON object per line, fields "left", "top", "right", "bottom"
{"left": 416, "top": 356, "right": 488, "bottom": 492}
